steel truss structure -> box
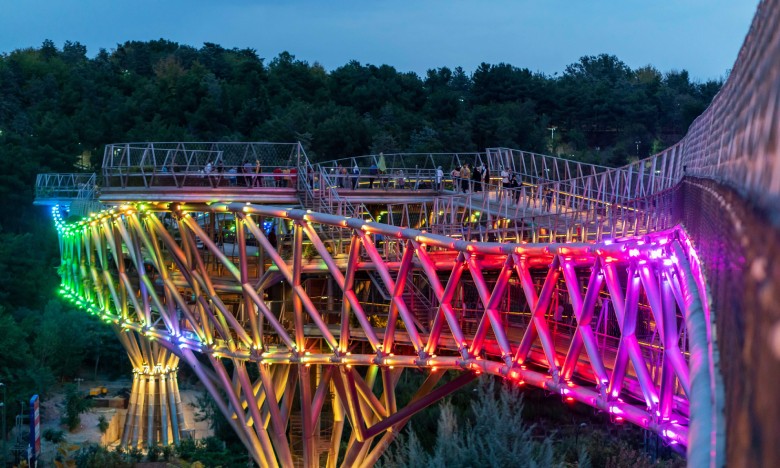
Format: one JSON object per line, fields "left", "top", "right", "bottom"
{"left": 42, "top": 4, "right": 780, "bottom": 467}
{"left": 53, "top": 199, "right": 713, "bottom": 466}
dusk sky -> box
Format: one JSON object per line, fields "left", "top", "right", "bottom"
{"left": 0, "top": 0, "right": 760, "bottom": 81}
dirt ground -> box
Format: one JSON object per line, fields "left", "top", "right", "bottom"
{"left": 13, "top": 377, "right": 213, "bottom": 466}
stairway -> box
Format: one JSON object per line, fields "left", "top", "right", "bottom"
{"left": 367, "top": 270, "right": 432, "bottom": 333}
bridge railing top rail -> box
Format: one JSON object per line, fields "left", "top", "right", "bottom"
{"left": 298, "top": 150, "right": 375, "bottom": 221}
{"left": 316, "top": 152, "right": 487, "bottom": 173}
{"left": 35, "top": 173, "right": 98, "bottom": 202}
{"left": 486, "top": 147, "right": 611, "bottom": 181}
{"left": 103, "top": 142, "right": 303, "bottom": 167}
{"left": 101, "top": 142, "right": 305, "bottom": 189}
{"left": 486, "top": 142, "right": 684, "bottom": 203}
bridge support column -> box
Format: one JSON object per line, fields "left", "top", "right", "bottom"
{"left": 121, "top": 365, "right": 183, "bottom": 449}
{"left": 114, "top": 328, "right": 186, "bottom": 449}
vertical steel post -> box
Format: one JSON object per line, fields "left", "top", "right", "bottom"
{"left": 172, "top": 374, "right": 186, "bottom": 442}
{"left": 166, "top": 373, "right": 180, "bottom": 445}
{"left": 159, "top": 374, "right": 169, "bottom": 446}
{"left": 257, "top": 364, "right": 293, "bottom": 464}
{"left": 146, "top": 375, "right": 156, "bottom": 448}
{"left": 292, "top": 222, "right": 304, "bottom": 351}
{"left": 132, "top": 375, "right": 146, "bottom": 448}
{"left": 299, "top": 364, "right": 315, "bottom": 467}
{"left": 121, "top": 374, "right": 139, "bottom": 447}
{"left": 237, "top": 215, "right": 261, "bottom": 348}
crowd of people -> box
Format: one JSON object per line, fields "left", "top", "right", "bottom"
{"left": 163, "top": 158, "right": 300, "bottom": 188}
{"left": 162, "top": 157, "right": 556, "bottom": 212}
{"left": 310, "top": 159, "right": 556, "bottom": 211}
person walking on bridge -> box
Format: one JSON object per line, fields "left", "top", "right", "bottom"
{"left": 336, "top": 164, "right": 345, "bottom": 188}
{"left": 369, "top": 163, "right": 378, "bottom": 189}
{"left": 216, "top": 159, "right": 224, "bottom": 186}
{"left": 544, "top": 183, "right": 554, "bottom": 211}
{"left": 504, "top": 172, "right": 516, "bottom": 202}
{"left": 254, "top": 159, "right": 261, "bottom": 187}
{"left": 243, "top": 159, "right": 253, "bottom": 187}
{"left": 377, "top": 152, "right": 388, "bottom": 189}
{"left": 472, "top": 164, "right": 483, "bottom": 193}
{"left": 436, "top": 166, "right": 444, "bottom": 191}
{"left": 204, "top": 160, "right": 214, "bottom": 187}
{"left": 460, "top": 164, "right": 471, "bottom": 193}
{"left": 451, "top": 166, "right": 461, "bottom": 192}
{"left": 500, "top": 168, "right": 510, "bottom": 199}
{"left": 352, "top": 163, "right": 360, "bottom": 189}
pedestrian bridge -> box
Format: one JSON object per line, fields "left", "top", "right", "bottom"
{"left": 35, "top": 1, "right": 780, "bottom": 466}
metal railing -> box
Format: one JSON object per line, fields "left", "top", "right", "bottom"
{"left": 481, "top": 144, "right": 681, "bottom": 217}
{"left": 318, "top": 152, "right": 485, "bottom": 174}
{"left": 34, "top": 173, "right": 106, "bottom": 218}
{"left": 101, "top": 142, "right": 304, "bottom": 189}
{"left": 297, "top": 154, "right": 372, "bottom": 220}
{"left": 436, "top": 142, "right": 682, "bottom": 244}
{"left": 34, "top": 173, "right": 98, "bottom": 202}
{"left": 486, "top": 147, "right": 610, "bottom": 182}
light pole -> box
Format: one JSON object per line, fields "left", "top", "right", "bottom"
{"left": 548, "top": 126, "right": 557, "bottom": 153}
{"left": 635, "top": 140, "right": 641, "bottom": 157}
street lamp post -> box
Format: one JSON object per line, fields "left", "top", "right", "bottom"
{"left": 548, "top": 126, "right": 557, "bottom": 153}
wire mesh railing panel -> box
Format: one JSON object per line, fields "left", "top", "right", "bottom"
{"left": 101, "top": 142, "right": 303, "bottom": 189}
{"left": 35, "top": 173, "right": 98, "bottom": 202}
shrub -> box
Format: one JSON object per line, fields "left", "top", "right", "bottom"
{"left": 147, "top": 444, "right": 163, "bottom": 462}
{"left": 73, "top": 443, "right": 132, "bottom": 468}
{"left": 97, "top": 415, "right": 109, "bottom": 434}
{"left": 43, "top": 428, "right": 65, "bottom": 443}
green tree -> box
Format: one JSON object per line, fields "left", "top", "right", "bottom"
{"left": 97, "top": 415, "right": 109, "bottom": 434}
{"left": 62, "top": 384, "right": 93, "bottom": 431}
{"left": 381, "top": 378, "right": 561, "bottom": 468}
{"left": 33, "top": 301, "right": 97, "bottom": 380}
{"left": 312, "top": 106, "right": 372, "bottom": 158}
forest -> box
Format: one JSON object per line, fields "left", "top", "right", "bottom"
{"left": 0, "top": 39, "right": 717, "bottom": 464}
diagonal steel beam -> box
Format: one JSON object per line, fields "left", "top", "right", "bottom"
{"left": 467, "top": 254, "right": 514, "bottom": 364}
{"left": 560, "top": 257, "right": 609, "bottom": 385}
{"left": 514, "top": 256, "right": 561, "bottom": 375}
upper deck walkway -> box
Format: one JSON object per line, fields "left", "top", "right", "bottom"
{"left": 35, "top": 140, "right": 686, "bottom": 245}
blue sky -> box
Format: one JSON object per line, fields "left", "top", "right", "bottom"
{"left": 0, "top": 0, "right": 759, "bottom": 81}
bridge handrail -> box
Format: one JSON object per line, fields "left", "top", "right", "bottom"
{"left": 298, "top": 156, "right": 374, "bottom": 221}
{"left": 482, "top": 143, "right": 684, "bottom": 220}
{"left": 318, "top": 166, "right": 441, "bottom": 191}
{"left": 486, "top": 147, "right": 611, "bottom": 181}
{"left": 35, "top": 172, "right": 99, "bottom": 201}
{"left": 102, "top": 142, "right": 304, "bottom": 189}
{"left": 317, "top": 152, "right": 486, "bottom": 174}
